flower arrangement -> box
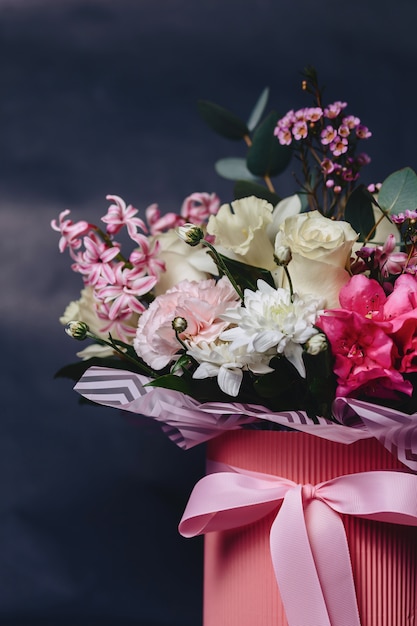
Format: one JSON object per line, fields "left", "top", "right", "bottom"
{"left": 53, "top": 67, "right": 417, "bottom": 434}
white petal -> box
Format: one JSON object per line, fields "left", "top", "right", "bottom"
{"left": 284, "top": 344, "right": 306, "bottom": 378}
{"left": 218, "top": 366, "right": 243, "bottom": 397}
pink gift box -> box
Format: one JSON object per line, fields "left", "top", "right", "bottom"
{"left": 203, "top": 431, "right": 417, "bottom": 626}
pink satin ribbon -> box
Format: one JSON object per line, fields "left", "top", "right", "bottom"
{"left": 179, "top": 464, "right": 417, "bottom": 626}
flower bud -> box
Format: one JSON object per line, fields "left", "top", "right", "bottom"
{"left": 172, "top": 316, "right": 188, "bottom": 333}
{"left": 274, "top": 245, "right": 292, "bottom": 267}
{"left": 177, "top": 223, "right": 204, "bottom": 246}
{"left": 305, "top": 332, "right": 328, "bottom": 356}
{"left": 65, "top": 320, "right": 89, "bottom": 340}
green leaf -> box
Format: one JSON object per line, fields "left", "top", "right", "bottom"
{"left": 247, "top": 87, "right": 269, "bottom": 131}
{"left": 145, "top": 374, "right": 191, "bottom": 395}
{"left": 54, "top": 356, "right": 143, "bottom": 382}
{"left": 215, "top": 157, "right": 259, "bottom": 182}
{"left": 197, "top": 100, "right": 249, "bottom": 140}
{"left": 246, "top": 111, "right": 292, "bottom": 177}
{"left": 344, "top": 185, "right": 375, "bottom": 241}
{"left": 378, "top": 167, "right": 417, "bottom": 215}
{"left": 214, "top": 252, "right": 276, "bottom": 291}
{"left": 233, "top": 180, "right": 281, "bottom": 205}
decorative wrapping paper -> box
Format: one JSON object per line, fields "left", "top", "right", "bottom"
{"left": 75, "top": 366, "right": 417, "bottom": 471}
{"left": 75, "top": 367, "right": 417, "bottom": 624}
{"left": 181, "top": 431, "right": 417, "bottom": 626}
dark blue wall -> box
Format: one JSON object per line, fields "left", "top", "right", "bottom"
{"left": 2, "top": 1, "right": 417, "bottom": 624}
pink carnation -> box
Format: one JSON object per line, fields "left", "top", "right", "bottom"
{"left": 134, "top": 277, "right": 241, "bottom": 370}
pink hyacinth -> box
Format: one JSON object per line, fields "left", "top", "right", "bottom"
{"left": 75, "top": 233, "right": 121, "bottom": 286}
{"left": 129, "top": 234, "right": 166, "bottom": 278}
{"left": 51, "top": 210, "right": 92, "bottom": 254}
{"left": 97, "top": 263, "right": 157, "bottom": 319}
{"left": 180, "top": 192, "right": 220, "bottom": 223}
{"left": 102, "top": 195, "right": 147, "bottom": 237}
{"left": 145, "top": 203, "right": 184, "bottom": 235}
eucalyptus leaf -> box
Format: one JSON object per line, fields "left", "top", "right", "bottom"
{"left": 247, "top": 87, "right": 270, "bottom": 131}
{"left": 246, "top": 111, "right": 292, "bottom": 177}
{"left": 215, "top": 157, "right": 259, "bottom": 181}
{"left": 197, "top": 100, "right": 249, "bottom": 140}
{"left": 378, "top": 167, "right": 417, "bottom": 215}
{"left": 234, "top": 180, "right": 281, "bottom": 205}
{"left": 344, "top": 185, "right": 375, "bottom": 241}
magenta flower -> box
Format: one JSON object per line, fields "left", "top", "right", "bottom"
{"left": 330, "top": 136, "right": 348, "bottom": 156}
{"left": 323, "top": 101, "right": 347, "bottom": 119}
{"left": 51, "top": 210, "right": 92, "bottom": 254}
{"left": 320, "top": 126, "right": 337, "bottom": 145}
{"left": 304, "top": 107, "right": 323, "bottom": 122}
{"left": 341, "top": 115, "right": 360, "bottom": 129}
{"left": 356, "top": 124, "right": 372, "bottom": 139}
{"left": 292, "top": 120, "right": 308, "bottom": 140}
{"left": 316, "top": 309, "right": 411, "bottom": 399}
{"left": 276, "top": 127, "right": 293, "bottom": 145}
{"left": 339, "top": 274, "right": 386, "bottom": 320}
{"left": 101, "top": 195, "right": 147, "bottom": 237}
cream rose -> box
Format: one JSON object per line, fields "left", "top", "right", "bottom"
{"left": 152, "top": 229, "right": 217, "bottom": 296}
{"left": 274, "top": 210, "right": 358, "bottom": 308}
{"left": 206, "top": 196, "right": 276, "bottom": 270}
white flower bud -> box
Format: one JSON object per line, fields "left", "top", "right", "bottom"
{"left": 305, "top": 332, "right": 328, "bottom": 355}
{"left": 274, "top": 245, "right": 292, "bottom": 266}
{"left": 176, "top": 223, "right": 204, "bottom": 246}
{"left": 65, "top": 320, "right": 90, "bottom": 341}
{"left": 172, "top": 316, "right": 188, "bottom": 333}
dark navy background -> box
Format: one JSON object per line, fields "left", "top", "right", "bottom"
{"left": 2, "top": 1, "right": 417, "bottom": 624}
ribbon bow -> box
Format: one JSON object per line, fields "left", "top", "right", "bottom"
{"left": 179, "top": 465, "right": 417, "bottom": 626}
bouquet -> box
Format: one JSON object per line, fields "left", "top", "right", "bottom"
{"left": 52, "top": 67, "right": 417, "bottom": 443}
{"left": 52, "top": 67, "right": 417, "bottom": 626}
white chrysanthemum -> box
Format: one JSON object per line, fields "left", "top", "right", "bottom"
{"left": 186, "top": 341, "right": 273, "bottom": 397}
{"left": 220, "top": 280, "right": 324, "bottom": 377}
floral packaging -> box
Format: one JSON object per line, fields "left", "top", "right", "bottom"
{"left": 53, "top": 69, "right": 417, "bottom": 625}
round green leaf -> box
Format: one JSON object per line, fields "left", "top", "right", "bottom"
{"left": 234, "top": 180, "right": 281, "bottom": 206}
{"left": 378, "top": 167, "right": 417, "bottom": 215}
{"left": 198, "top": 100, "right": 249, "bottom": 140}
{"left": 215, "top": 157, "right": 259, "bottom": 181}
{"left": 246, "top": 111, "right": 292, "bottom": 177}
{"left": 247, "top": 87, "right": 270, "bottom": 131}
{"left": 344, "top": 185, "right": 375, "bottom": 241}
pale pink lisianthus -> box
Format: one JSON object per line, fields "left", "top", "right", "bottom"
{"left": 134, "top": 277, "right": 241, "bottom": 370}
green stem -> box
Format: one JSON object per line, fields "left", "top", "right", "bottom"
{"left": 283, "top": 266, "right": 294, "bottom": 301}
{"left": 201, "top": 240, "right": 245, "bottom": 300}
{"left": 86, "top": 331, "right": 156, "bottom": 377}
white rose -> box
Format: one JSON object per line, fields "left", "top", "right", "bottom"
{"left": 275, "top": 210, "right": 358, "bottom": 308}
{"left": 206, "top": 196, "right": 276, "bottom": 270}
{"left": 152, "top": 229, "right": 217, "bottom": 296}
